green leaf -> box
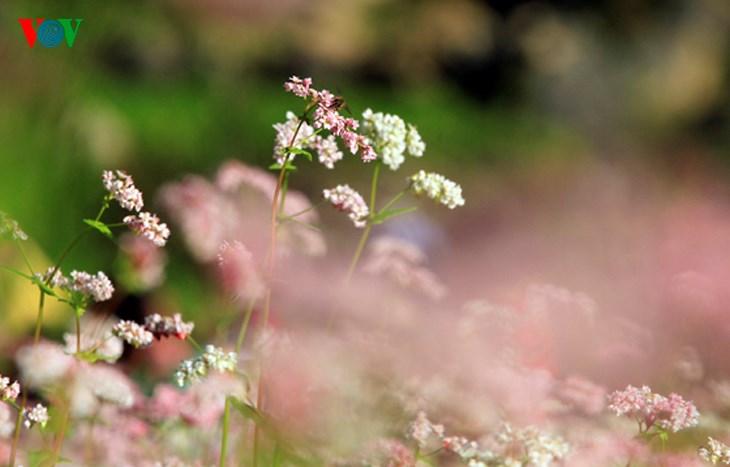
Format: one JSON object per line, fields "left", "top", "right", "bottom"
{"left": 229, "top": 397, "right": 264, "bottom": 426}
{"left": 371, "top": 206, "right": 417, "bottom": 225}
{"left": 30, "top": 276, "right": 59, "bottom": 298}
{"left": 286, "top": 147, "right": 313, "bottom": 161}
{"left": 83, "top": 219, "right": 113, "bottom": 239}
{"left": 268, "top": 163, "right": 298, "bottom": 172}
{"left": 28, "top": 450, "right": 66, "bottom": 467}
{"left": 73, "top": 350, "right": 113, "bottom": 363}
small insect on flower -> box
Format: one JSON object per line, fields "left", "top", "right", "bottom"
{"left": 327, "top": 95, "right": 348, "bottom": 113}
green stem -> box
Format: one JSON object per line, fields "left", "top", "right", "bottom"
{"left": 187, "top": 336, "right": 204, "bottom": 353}
{"left": 278, "top": 171, "right": 290, "bottom": 218}
{"left": 235, "top": 296, "right": 257, "bottom": 354}
{"left": 377, "top": 190, "right": 407, "bottom": 214}
{"left": 220, "top": 397, "right": 231, "bottom": 467}
{"left": 345, "top": 225, "right": 372, "bottom": 282}
{"left": 277, "top": 200, "right": 327, "bottom": 222}
{"left": 15, "top": 240, "right": 34, "bottom": 275}
{"left": 345, "top": 160, "right": 382, "bottom": 282}
{"left": 75, "top": 313, "right": 82, "bottom": 354}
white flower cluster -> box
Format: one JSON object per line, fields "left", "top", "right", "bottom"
{"left": 410, "top": 412, "right": 570, "bottom": 467}
{"left": 495, "top": 422, "right": 571, "bottom": 467}
{"left": 361, "top": 109, "right": 425, "bottom": 171}
{"left": 112, "top": 320, "right": 154, "bottom": 348}
{"left": 103, "top": 170, "right": 144, "bottom": 212}
{"left": 700, "top": 437, "right": 730, "bottom": 465}
{"left": 273, "top": 112, "right": 344, "bottom": 169}
{"left": 124, "top": 212, "right": 171, "bottom": 247}
{"left": 409, "top": 170, "right": 465, "bottom": 209}
{"left": 408, "top": 411, "right": 444, "bottom": 448}
{"left": 174, "top": 345, "right": 237, "bottom": 387}
{"left": 35, "top": 268, "right": 115, "bottom": 303}
{"left": 0, "top": 211, "right": 28, "bottom": 241}
{"left": 23, "top": 403, "right": 49, "bottom": 429}
{"left": 323, "top": 184, "right": 369, "bottom": 228}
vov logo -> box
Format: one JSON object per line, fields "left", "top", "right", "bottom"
{"left": 18, "top": 19, "right": 83, "bottom": 48}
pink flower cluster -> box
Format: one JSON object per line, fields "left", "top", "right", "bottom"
{"left": 113, "top": 313, "right": 194, "bottom": 349}
{"left": 284, "top": 76, "right": 376, "bottom": 162}
{"left": 103, "top": 170, "right": 171, "bottom": 247}
{"left": 112, "top": 320, "right": 154, "bottom": 348}
{"left": 322, "top": 184, "right": 369, "bottom": 228}
{"left": 69, "top": 270, "right": 115, "bottom": 302}
{"left": 123, "top": 212, "right": 170, "bottom": 247}
{"left": 0, "top": 376, "right": 20, "bottom": 402}
{"left": 103, "top": 170, "right": 144, "bottom": 212}
{"left": 607, "top": 385, "right": 699, "bottom": 433}
{"left": 144, "top": 313, "right": 195, "bottom": 341}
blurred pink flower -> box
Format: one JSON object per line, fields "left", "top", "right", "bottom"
{"left": 555, "top": 375, "right": 606, "bottom": 415}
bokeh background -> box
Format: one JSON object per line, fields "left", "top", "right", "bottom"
{"left": 3, "top": 0, "right": 730, "bottom": 383}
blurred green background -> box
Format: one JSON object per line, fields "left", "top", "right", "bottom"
{"left": 2, "top": 0, "right": 730, "bottom": 335}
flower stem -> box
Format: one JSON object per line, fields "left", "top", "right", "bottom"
{"left": 187, "top": 336, "right": 204, "bottom": 353}
{"left": 235, "top": 296, "right": 257, "bottom": 354}
{"left": 220, "top": 397, "right": 231, "bottom": 467}
{"left": 345, "top": 160, "right": 382, "bottom": 282}
{"left": 52, "top": 403, "right": 69, "bottom": 458}
{"left": 253, "top": 109, "right": 309, "bottom": 467}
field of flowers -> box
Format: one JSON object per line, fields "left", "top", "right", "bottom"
{"left": 2, "top": 73, "right": 730, "bottom": 467}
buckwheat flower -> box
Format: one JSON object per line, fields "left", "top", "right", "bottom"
{"left": 442, "top": 436, "right": 481, "bottom": 459}
{"left": 311, "top": 134, "right": 343, "bottom": 169}
{"left": 656, "top": 393, "right": 701, "bottom": 432}
{"left": 174, "top": 358, "right": 207, "bottom": 387}
{"left": 23, "top": 403, "right": 49, "bottom": 429}
{"left": 608, "top": 385, "right": 699, "bottom": 433}
{"left": 0, "top": 211, "right": 28, "bottom": 241}
{"left": 699, "top": 437, "right": 730, "bottom": 464}
{"left": 0, "top": 377, "right": 20, "bottom": 402}
{"left": 33, "top": 266, "right": 69, "bottom": 288}
{"left": 273, "top": 111, "right": 315, "bottom": 166}
{"left": 123, "top": 212, "right": 170, "bottom": 247}
{"left": 102, "top": 169, "right": 144, "bottom": 212}
{"left": 406, "top": 124, "right": 425, "bottom": 157}
{"left": 144, "top": 313, "right": 194, "bottom": 340}
{"left": 408, "top": 411, "right": 444, "bottom": 448}
{"left": 201, "top": 345, "right": 237, "bottom": 372}
{"left": 323, "top": 184, "right": 369, "bottom": 228}
{"left": 70, "top": 270, "right": 115, "bottom": 302}
{"left": 174, "top": 345, "right": 237, "bottom": 387}
{"left": 284, "top": 77, "right": 377, "bottom": 162}
{"left": 361, "top": 109, "right": 425, "bottom": 171}
{"left": 283, "top": 75, "right": 314, "bottom": 98}
{"left": 113, "top": 320, "right": 154, "bottom": 348}
{"left": 409, "top": 170, "right": 465, "bottom": 209}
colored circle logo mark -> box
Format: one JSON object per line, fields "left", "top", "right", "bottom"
{"left": 37, "top": 20, "right": 63, "bottom": 48}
